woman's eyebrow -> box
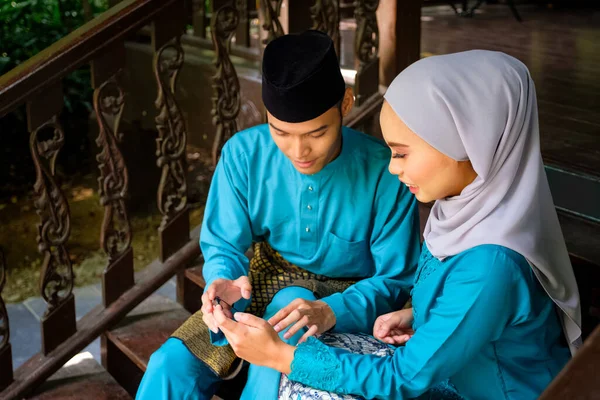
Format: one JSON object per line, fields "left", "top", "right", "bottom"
{"left": 387, "top": 142, "right": 410, "bottom": 148}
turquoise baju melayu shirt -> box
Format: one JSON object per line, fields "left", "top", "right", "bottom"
{"left": 202, "top": 124, "right": 420, "bottom": 334}
{"left": 136, "top": 124, "right": 421, "bottom": 400}
{"left": 289, "top": 244, "right": 571, "bottom": 399}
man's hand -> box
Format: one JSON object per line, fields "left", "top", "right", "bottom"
{"left": 213, "top": 305, "right": 295, "bottom": 374}
{"left": 201, "top": 276, "right": 252, "bottom": 333}
{"left": 373, "top": 308, "right": 414, "bottom": 345}
{"left": 268, "top": 299, "right": 336, "bottom": 343}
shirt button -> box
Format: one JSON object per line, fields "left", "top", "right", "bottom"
{"left": 305, "top": 227, "right": 310, "bottom": 232}
{"left": 307, "top": 205, "right": 312, "bottom": 210}
{"left": 308, "top": 186, "right": 313, "bottom": 191}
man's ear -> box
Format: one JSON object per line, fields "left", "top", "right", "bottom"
{"left": 341, "top": 87, "right": 355, "bottom": 117}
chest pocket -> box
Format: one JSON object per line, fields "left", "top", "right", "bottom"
{"left": 322, "top": 231, "right": 371, "bottom": 277}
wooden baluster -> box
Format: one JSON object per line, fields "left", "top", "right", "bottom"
{"left": 211, "top": 2, "right": 242, "bottom": 166}
{"left": 152, "top": 0, "right": 191, "bottom": 262}
{"left": 311, "top": 0, "right": 341, "bottom": 57}
{"left": 258, "top": 0, "right": 284, "bottom": 123}
{"left": 91, "top": 44, "right": 135, "bottom": 307}
{"left": 353, "top": 0, "right": 379, "bottom": 106}
{"left": 0, "top": 247, "right": 12, "bottom": 391}
{"left": 27, "top": 82, "right": 77, "bottom": 354}
{"left": 260, "top": 0, "right": 284, "bottom": 46}
{"left": 235, "top": 0, "right": 251, "bottom": 47}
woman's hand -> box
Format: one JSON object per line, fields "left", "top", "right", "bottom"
{"left": 268, "top": 299, "right": 336, "bottom": 343}
{"left": 213, "top": 305, "right": 295, "bottom": 374}
{"left": 373, "top": 307, "right": 415, "bottom": 345}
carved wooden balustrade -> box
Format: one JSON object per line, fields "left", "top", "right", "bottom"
{"left": 0, "top": 0, "right": 408, "bottom": 397}
{"left": 0, "top": 0, "right": 194, "bottom": 397}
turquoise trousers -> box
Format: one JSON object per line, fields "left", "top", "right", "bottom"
{"left": 136, "top": 287, "right": 316, "bottom": 400}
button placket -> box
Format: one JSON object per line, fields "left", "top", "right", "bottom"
{"left": 301, "top": 181, "right": 318, "bottom": 243}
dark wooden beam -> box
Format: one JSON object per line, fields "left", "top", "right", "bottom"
{"left": 377, "top": 0, "right": 421, "bottom": 86}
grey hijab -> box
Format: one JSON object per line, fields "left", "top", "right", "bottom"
{"left": 384, "top": 50, "right": 582, "bottom": 350}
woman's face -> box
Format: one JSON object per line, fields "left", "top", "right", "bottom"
{"left": 379, "top": 101, "right": 477, "bottom": 203}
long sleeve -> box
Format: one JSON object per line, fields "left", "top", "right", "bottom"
{"left": 290, "top": 249, "right": 519, "bottom": 399}
{"left": 200, "top": 144, "right": 253, "bottom": 289}
{"left": 321, "top": 179, "right": 420, "bottom": 334}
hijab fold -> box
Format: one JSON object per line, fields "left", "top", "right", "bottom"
{"left": 384, "top": 50, "right": 582, "bottom": 351}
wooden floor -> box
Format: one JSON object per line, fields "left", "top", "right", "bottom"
{"left": 420, "top": 4, "right": 600, "bottom": 177}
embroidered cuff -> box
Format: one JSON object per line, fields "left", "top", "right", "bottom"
{"left": 288, "top": 337, "right": 344, "bottom": 393}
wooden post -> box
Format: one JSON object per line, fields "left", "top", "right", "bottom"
{"left": 27, "top": 82, "right": 77, "bottom": 354}
{"left": 280, "top": 0, "right": 313, "bottom": 34}
{"left": 376, "top": 0, "right": 421, "bottom": 86}
{"left": 152, "top": 0, "right": 191, "bottom": 262}
{"left": 192, "top": 0, "right": 207, "bottom": 38}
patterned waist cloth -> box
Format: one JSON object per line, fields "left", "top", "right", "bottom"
{"left": 171, "top": 242, "right": 358, "bottom": 378}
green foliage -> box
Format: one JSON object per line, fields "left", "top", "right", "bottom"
{"left": 0, "top": 0, "right": 109, "bottom": 112}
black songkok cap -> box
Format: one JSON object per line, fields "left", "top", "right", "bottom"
{"left": 262, "top": 30, "right": 345, "bottom": 123}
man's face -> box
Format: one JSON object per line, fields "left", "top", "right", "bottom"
{"left": 268, "top": 88, "right": 354, "bottom": 175}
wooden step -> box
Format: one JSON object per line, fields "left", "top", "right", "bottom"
{"left": 103, "top": 293, "right": 248, "bottom": 399}
{"left": 26, "top": 353, "right": 131, "bottom": 399}
{"left": 103, "top": 294, "right": 191, "bottom": 397}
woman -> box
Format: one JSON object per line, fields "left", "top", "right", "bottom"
{"left": 213, "top": 50, "right": 582, "bottom": 399}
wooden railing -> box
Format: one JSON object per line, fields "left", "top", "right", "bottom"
{"left": 0, "top": 0, "right": 402, "bottom": 398}
{"left": 0, "top": 0, "right": 194, "bottom": 397}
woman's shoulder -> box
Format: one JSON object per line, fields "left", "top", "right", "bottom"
{"left": 447, "top": 244, "right": 531, "bottom": 285}
{"left": 456, "top": 244, "right": 527, "bottom": 265}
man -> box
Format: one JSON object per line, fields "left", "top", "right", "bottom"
{"left": 136, "top": 30, "right": 420, "bottom": 400}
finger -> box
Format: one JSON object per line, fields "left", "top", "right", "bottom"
{"left": 273, "top": 309, "right": 302, "bottom": 333}
{"left": 381, "top": 337, "right": 396, "bottom": 345}
{"left": 298, "top": 325, "right": 319, "bottom": 344}
{"left": 201, "top": 292, "right": 213, "bottom": 314}
{"left": 268, "top": 303, "right": 295, "bottom": 329}
{"left": 283, "top": 315, "right": 309, "bottom": 340}
{"left": 373, "top": 318, "right": 386, "bottom": 338}
{"left": 234, "top": 276, "right": 253, "bottom": 299}
{"left": 375, "top": 320, "right": 392, "bottom": 338}
{"left": 389, "top": 328, "right": 414, "bottom": 337}
{"left": 234, "top": 312, "right": 269, "bottom": 329}
{"left": 202, "top": 311, "right": 219, "bottom": 334}
{"left": 213, "top": 305, "right": 240, "bottom": 335}
{"left": 391, "top": 334, "right": 412, "bottom": 345}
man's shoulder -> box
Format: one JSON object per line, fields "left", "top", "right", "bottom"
{"left": 343, "top": 127, "right": 390, "bottom": 162}
{"left": 222, "top": 124, "right": 276, "bottom": 160}
{"left": 342, "top": 127, "right": 393, "bottom": 181}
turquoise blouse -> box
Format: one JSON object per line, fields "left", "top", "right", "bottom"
{"left": 289, "top": 244, "right": 570, "bottom": 399}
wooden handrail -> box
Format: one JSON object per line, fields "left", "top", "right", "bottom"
{"left": 0, "top": 0, "right": 181, "bottom": 118}
{"left": 0, "top": 231, "right": 201, "bottom": 400}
